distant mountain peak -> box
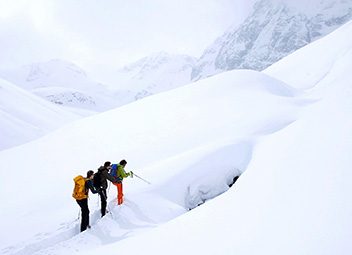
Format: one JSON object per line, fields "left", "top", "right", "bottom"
{"left": 24, "top": 59, "right": 87, "bottom": 82}
{"left": 191, "top": 0, "right": 352, "bottom": 81}
{"left": 117, "top": 52, "right": 196, "bottom": 85}
{"left": 121, "top": 51, "right": 196, "bottom": 75}
{"left": 0, "top": 59, "right": 116, "bottom": 111}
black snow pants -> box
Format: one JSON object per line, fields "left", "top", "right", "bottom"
{"left": 76, "top": 198, "right": 90, "bottom": 232}
{"left": 99, "top": 188, "right": 107, "bottom": 217}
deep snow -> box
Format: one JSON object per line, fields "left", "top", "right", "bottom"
{"left": 83, "top": 19, "right": 352, "bottom": 255}
{"left": 0, "top": 68, "right": 302, "bottom": 255}
{"left": 0, "top": 78, "right": 80, "bottom": 150}
{"left": 1, "top": 17, "right": 352, "bottom": 255}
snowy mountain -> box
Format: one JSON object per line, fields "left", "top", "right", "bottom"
{"left": 0, "top": 67, "right": 301, "bottom": 255}
{"left": 1, "top": 18, "right": 352, "bottom": 255}
{"left": 0, "top": 59, "right": 117, "bottom": 111}
{"left": 0, "top": 78, "right": 79, "bottom": 150}
{"left": 0, "top": 54, "right": 196, "bottom": 111}
{"left": 109, "top": 52, "right": 196, "bottom": 101}
{"left": 264, "top": 19, "right": 352, "bottom": 90}
{"left": 191, "top": 0, "right": 352, "bottom": 80}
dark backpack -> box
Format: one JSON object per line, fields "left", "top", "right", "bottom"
{"left": 93, "top": 171, "right": 102, "bottom": 190}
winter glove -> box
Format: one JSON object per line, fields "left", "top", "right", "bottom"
{"left": 130, "top": 171, "right": 134, "bottom": 178}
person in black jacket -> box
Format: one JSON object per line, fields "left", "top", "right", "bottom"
{"left": 95, "top": 161, "right": 119, "bottom": 217}
{"left": 76, "top": 170, "right": 98, "bottom": 232}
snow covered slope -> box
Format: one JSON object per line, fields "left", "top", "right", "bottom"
{"left": 264, "top": 20, "right": 352, "bottom": 90}
{"left": 106, "top": 18, "right": 352, "bottom": 255}
{"left": 192, "top": 0, "right": 352, "bottom": 80}
{"left": 0, "top": 78, "right": 79, "bottom": 150}
{"left": 108, "top": 52, "right": 196, "bottom": 101}
{"left": 0, "top": 68, "right": 301, "bottom": 255}
{"left": 0, "top": 54, "right": 196, "bottom": 150}
{"left": 0, "top": 59, "right": 116, "bottom": 111}
{"left": 1, "top": 20, "right": 352, "bottom": 255}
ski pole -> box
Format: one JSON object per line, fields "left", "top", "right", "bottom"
{"left": 133, "top": 173, "right": 151, "bottom": 185}
{"left": 107, "top": 202, "right": 114, "bottom": 218}
{"left": 77, "top": 209, "right": 81, "bottom": 221}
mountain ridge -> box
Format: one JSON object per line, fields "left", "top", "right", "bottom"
{"left": 191, "top": 0, "right": 352, "bottom": 80}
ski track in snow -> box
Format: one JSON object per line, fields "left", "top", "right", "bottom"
{"left": 1, "top": 219, "right": 78, "bottom": 255}
{"left": 2, "top": 198, "right": 158, "bottom": 255}
{"left": 0, "top": 82, "right": 318, "bottom": 254}
{"left": 0, "top": 114, "right": 306, "bottom": 255}
{"left": 0, "top": 101, "right": 315, "bottom": 255}
{"left": 0, "top": 64, "right": 323, "bottom": 254}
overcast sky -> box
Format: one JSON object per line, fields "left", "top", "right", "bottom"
{"left": 0, "top": 0, "right": 256, "bottom": 79}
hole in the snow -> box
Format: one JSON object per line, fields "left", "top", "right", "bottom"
{"left": 186, "top": 169, "right": 241, "bottom": 210}
{"left": 229, "top": 175, "right": 239, "bottom": 188}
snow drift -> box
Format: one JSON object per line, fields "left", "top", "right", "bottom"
{"left": 0, "top": 68, "right": 301, "bottom": 255}
{"left": 1, "top": 18, "right": 352, "bottom": 255}
{"left": 0, "top": 78, "right": 79, "bottom": 150}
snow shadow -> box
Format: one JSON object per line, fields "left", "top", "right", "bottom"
{"left": 2, "top": 199, "right": 157, "bottom": 255}
{"left": 185, "top": 169, "right": 241, "bottom": 210}
{"left": 1, "top": 219, "right": 79, "bottom": 255}
{"left": 1, "top": 205, "right": 107, "bottom": 255}
{"left": 184, "top": 143, "right": 251, "bottom": 210}
{"left": 154, "top": 141, "right": 253, "bottom": 210}
{"left": 2, "top": 141, "right": 261, "bottom": 254}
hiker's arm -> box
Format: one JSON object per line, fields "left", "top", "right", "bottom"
{"left": 102, "top": 170, "right": 119, "bottom": 183}
{"left": 125, "top": 170, "right": 133, "bottom": 178}
{"left": 118, "top": 166, "right": 130, "bottom": 178}
{"left": 126, "top": 170, "right": 134, "bottom": 177}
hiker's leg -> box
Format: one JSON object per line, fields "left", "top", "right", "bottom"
{"left": 77, "top": 199, "right": 89, "bottom": 232}
{"left": 117, "top": 182, "right": 123, "bottom": 205}
{"left": 81, "top": 199, "right": 90, "bottom": 231}
{"left": 113, "top": 183, "right": 119, "bottom": 201}
{"left": 100, "top": 189, "right": 107, "bottom": 217}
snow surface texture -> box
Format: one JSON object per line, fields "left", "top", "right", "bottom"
{"left": 0, "top": 78, "right": 79, "bottom": 150}
{"left": 2, "top": 0, "right": 350, "bottom": 119}
{"left": 0, "top": 66, "right": 301, "bottom": 255}
{"left": 1, "top": 17, "right": 352, "bottom": 255}
{"left": 192, "top": 0, "right": 352, "bottom": 80}
{"left": 104, "top": 20, "right": 352, "bottom": 255}
{"left": 0, "top": 53, "right": 196, "bottom": 151}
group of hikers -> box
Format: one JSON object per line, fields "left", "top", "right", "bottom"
{"left": 72, "top": 160, "right": 134, "bottom": 232}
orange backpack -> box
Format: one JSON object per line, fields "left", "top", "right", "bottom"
{"left": 72, "top": 175, "right": 87, "bottom": 200}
